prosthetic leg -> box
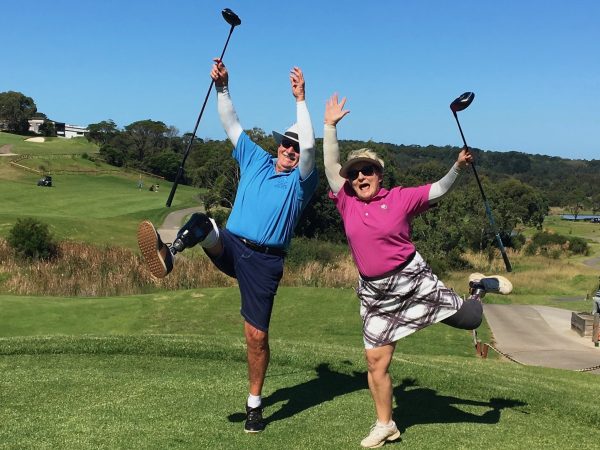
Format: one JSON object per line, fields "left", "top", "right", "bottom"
{"left": 172, "top": 213, "right": 215, "bottom": 253}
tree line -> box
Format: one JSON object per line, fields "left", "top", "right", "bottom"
{"left": 82, "top": 119, "right": 555, "bottom": 256}
{"left": 2, "top": 89, "right": 596, "bottom": 270}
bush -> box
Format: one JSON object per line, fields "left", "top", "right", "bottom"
{"left": 568, "top": 236, "right": 589, "bottom": 255}
{"left": 208, "top": 209, "right": 231, "bottom": 229}
{"left": 286, "top": 237, "right": 348, "bottom": 268}
{"left": 525, "top": 231, "right": 589, "bottom": 257}
{"left": 7, "top": 218, "right": 58, "bottom": 260}
{"left": 508, "top": 233, "right": 526, "bottom": 250}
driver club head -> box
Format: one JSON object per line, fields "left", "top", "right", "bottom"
{"left": 222, "top": 8, "right": 241, "bottom": 27}
{"left": 450, "top": 92, "right": 475, "bottom": 112}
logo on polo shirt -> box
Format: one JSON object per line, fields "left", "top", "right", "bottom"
{"left": 381, "top": 204, "right": 388, "bottom": 209}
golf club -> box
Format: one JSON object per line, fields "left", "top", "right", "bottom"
{"left": 166, "top": 8, "right": 241, "bottom": 207}
{"left": 450, "top": 92, "right": 512, "bottom": 273}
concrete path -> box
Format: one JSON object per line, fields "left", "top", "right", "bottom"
{"left": 157, "top": 205, "right": 205, "bottom": 244}
{"left": 483, "top": 304, "right": 600, "bottom": 374}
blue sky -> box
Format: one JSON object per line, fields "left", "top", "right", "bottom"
{"left": 2, "top": 0, "right": 598, "bottom": 160}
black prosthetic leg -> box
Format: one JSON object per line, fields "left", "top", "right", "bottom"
{"left": 172, "top": 213, "right": 214, "bottom": 254}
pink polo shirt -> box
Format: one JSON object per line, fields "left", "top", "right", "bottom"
{"left": 330, "top": 182, "right": 431, "bottom": 278}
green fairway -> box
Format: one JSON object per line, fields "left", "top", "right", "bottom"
{"left": 0, "top": 163, "right": 200, "bottom": 248}
{"left": 1, "top": 288, "right": 599, "bottom": 449}
{"left": 0, "top": 131, "right": 98, "bottom": 156}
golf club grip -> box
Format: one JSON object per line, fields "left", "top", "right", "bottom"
{"left": 496, "top": 233, "right": 513, "bottom": 272}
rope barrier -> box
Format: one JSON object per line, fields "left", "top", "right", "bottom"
{"left": 475, "top": 337, "right": 600, "bottom": 372}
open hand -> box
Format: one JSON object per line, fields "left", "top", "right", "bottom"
{"left": 325, "top": 93, "right": 350, "bottom": 126}
{"left": 290, "top": 67, "right": 305, "bottom": 101}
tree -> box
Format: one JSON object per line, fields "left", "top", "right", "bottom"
{"left": 0, "top": 91, "right": 37, "bottom": 133}
{"left": 38, "top": 121, "right": 56, "bottom": 137}
{"left": 591, "top": 194, "right": 600, "bottom": 215}
{"left": 87, "top": 120, "right": 119, "bottom": 146}
{"left": 124, "top": 119, "right": 169, "bottom": 160}
{"left": 145, "top": 151, "right": 181, "bottom": 180}
{"left": 494, "top": 178, "right": 549, "bottom": 230}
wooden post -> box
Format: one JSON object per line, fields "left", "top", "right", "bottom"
{"left": 481, "top": 343, "right": 489, "bottom": 358}
{"left": 593, "top": 314, "right": 599, "bottom": 347}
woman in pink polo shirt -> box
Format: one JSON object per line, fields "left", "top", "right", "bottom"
{"left": 323, "top": 94, "right": 512, "bottom": 448}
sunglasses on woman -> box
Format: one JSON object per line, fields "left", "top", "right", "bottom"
{"left": 347, "top": 164, "right": 376, "bottom": 181}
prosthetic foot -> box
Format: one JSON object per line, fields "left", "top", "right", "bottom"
{"left": 468, "top": 273, "right": 513, "bottom": 298}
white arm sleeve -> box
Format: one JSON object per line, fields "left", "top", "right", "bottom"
{"left": 428, "top": 162, "right": 464, "bottom": 204}
{"left": 323, "top": 124, "right": 346, "bottom": 194}
{"left": 297, "top": 100, "right": 316, "bottom": 180}
{"left": 216, "top": 85, "right": 243, "bottom": 147}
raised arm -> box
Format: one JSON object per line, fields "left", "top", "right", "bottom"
{"left": 290, "top": 67, "right": 315, "bottom": 180}
{"left": 323, "top": 93, "right": 350, "bottom": 194}
{"left": 211, "top": 58, "right": 243, "bottom": 147}
{"left": 428, "top": 147, "right": 473, "bottom": 204}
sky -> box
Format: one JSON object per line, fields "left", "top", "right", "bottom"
{"left": 2, "top": 0, "right": 599, "bottom": 160}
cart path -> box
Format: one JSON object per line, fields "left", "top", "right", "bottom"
{"left": 0, "top": 144, "right": 17, "bottom": 156}
{"left": 483, "top": 304, "right": 599, "bottom": 374}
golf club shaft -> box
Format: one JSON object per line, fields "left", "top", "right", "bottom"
{"left": 452, "top": 112, "right": 512, "bottom": 272}
{"left": 166, "top": 25, "right": 236, "bottom": 207}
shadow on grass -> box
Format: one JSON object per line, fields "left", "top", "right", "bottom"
{"left": 228, "top": 367, "right": 527, "bottom": 430}
{"left": 228, "top": 362, "right": 367, "bottom": 424}
{"left": 393, "top": 377, "right": 527, "bottom": 432}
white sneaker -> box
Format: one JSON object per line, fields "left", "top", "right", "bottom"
{"left": 469, "top": 273, "right": 513, "bottom": 295}
{"left": 360, "top": 421, "right": 401, "bottom": 448}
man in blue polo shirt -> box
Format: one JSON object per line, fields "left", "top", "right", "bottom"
{"left": 137, "top": 59, "right": 317, "bottom": 433}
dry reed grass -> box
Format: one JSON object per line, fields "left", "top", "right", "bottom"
{"left": 281, "top": 256, "right": 359, "bottom": 288}
{"left": 1, "top": 238, "right": 596, "bottom": 298}
{"left": 0, "top": 238, "right": 358, "bottom": 296}
{"left": 0, "top": 239, "right": 234, "bottom": 296}
{"left": 462, "top": 247, "right": 598, "bottom": 296}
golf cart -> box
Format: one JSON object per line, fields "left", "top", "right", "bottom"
{"left": 37, "top": 175, "right": 53, "bottom": 187}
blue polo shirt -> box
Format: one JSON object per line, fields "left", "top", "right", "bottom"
{"left": 225, "top": 132, "right": 318, "bottom": 249}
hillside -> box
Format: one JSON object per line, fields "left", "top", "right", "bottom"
{"left": 0, "top": 133, "right": 201, "bottom": 248}
{"left": 333, "top": 139, "right": 600, "bottom": 208}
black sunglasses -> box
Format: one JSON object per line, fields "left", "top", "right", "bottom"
{"left": 281, "top": 139, "right": 300, "bottom": 152}
{"left": 347, "top": 165, "right": 376, "bottom": 181}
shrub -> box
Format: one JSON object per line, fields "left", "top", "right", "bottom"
{"left": 208, "top": 209, "right": 231, "bottom": 229}
{"left": 286, "top": 237, "right": 348, "bottom": 268}
{"left": 508, "top": 233, "right": 526, "bottom": 250}
{"left": 525, "top": 230, "right": 589, "bottom": 257}
{"left": 7, "top": 218, "right": 58, "bottom": 260}
{"left": 568, "top": 236, "right": 589, "bottom": 255}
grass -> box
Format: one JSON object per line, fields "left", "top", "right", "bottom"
{"left": 0, "top": 289, "right": 598, "bottom": 449}
{"left": 1, "top": 130, "right": 600, "bottom": 447}
{"left": 0, "top": 158, "right": 201, "bottom": 248}
{"left": 0, "top": 131, "right": 98, "bottom": 156}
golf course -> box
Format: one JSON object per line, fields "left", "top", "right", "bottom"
{"left": 1, "top": 133, "right": 599, "bottom": 449}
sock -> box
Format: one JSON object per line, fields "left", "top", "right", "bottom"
{"left": 247, "top": 393, "right": 261, "bottom": 409}
{"left": 200, "top": 218, "right": 219, "bottom": 248}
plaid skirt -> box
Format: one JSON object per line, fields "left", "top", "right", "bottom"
{"left": 357, "top": 252, "right": 463, "bottom": 349}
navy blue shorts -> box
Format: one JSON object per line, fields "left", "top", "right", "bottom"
{"left": 205, "top": 229, "right": 284, "bottom": 332}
